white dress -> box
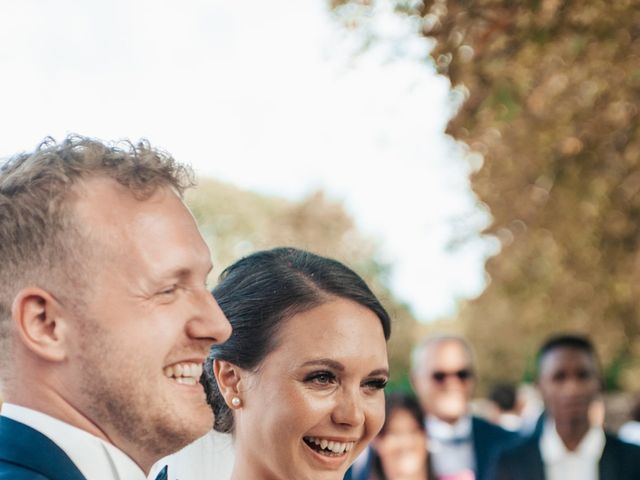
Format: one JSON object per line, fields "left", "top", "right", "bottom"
{"left": 148, "top": 431, "right": 234, "bottom": 480}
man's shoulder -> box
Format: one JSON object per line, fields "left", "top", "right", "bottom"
{"left": 604, "top": 432, "right": 640, "bottom": 459}
{"left": 0, "top": 419, "right": 55, "bottom": 479}
{"left": 472, "top": 415, "right": 520, "bottom": 443}
{"left": 598, "top": 432, "right": 640, "bottom": 479}
{"left": 499, "top": 433, "right": 538, "bottom": 458}
{"left": 606, "top": 431, "right": 640, "bottom": 449}
{"left": 493, "top": 435, "right": 542, "bottom": 480}
{"left": 0, "top": 460, "right": 52, "bottom": 479}
{"left": 471, "top": 417, "right": 531, "bottom": 480}
{"left": 0, "top": 417, "right": 85, "bottom": 480}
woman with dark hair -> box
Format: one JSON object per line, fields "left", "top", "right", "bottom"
{"left": 176, "top": 247, "right": 391, "bottom": 480}
{"left": 367, "top": 393, "right": 431, "bottom": 480}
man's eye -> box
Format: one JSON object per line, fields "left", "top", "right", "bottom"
{"left": 576, "top": 370, "right": 592, "bottom": 380}
{"left": 159, "top": 285, "right": 177, "bottom": 295}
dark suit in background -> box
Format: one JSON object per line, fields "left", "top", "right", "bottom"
{"left": 0, "top": 416, "right": 85, "bottom": 480}
{"left": 495, "top": 432, "right": 640, "bottom": 480}
{"left": 472, "top": 416, "right": 519, "bottom": 480}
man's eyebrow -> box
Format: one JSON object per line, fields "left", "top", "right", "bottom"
{"left": 157, "top": 263, "right": 213, "bottom": 280}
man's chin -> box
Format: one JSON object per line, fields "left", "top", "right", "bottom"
{"left": 151, "top": 405, "right": 214, "bottom": 454}
{"left": 436, "top": 404, "right": 468, "bottom": 423}
{"left": 175, "top": 410, "right": 214, "bottom": 444}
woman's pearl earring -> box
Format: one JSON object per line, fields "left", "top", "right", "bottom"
{"left": 231, "top": 396, "right": 242, "bottom": 408}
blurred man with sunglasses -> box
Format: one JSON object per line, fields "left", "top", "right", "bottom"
{"left": 410, "top": 335, "right": 518, "bottom": 480}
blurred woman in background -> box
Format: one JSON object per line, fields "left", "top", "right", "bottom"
{"left": 368, "top": 393, "right": 430, "bottom": 480}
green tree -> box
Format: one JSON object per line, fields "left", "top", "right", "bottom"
{"left": 188, "top": 178, "right": 419, "bottom": 385}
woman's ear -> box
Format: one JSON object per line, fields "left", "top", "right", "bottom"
{"left": 213, "top": 359, "right": 245, "bottom": 409}
{"left": 11, "top": 287, "right": 68, "bottom": 362}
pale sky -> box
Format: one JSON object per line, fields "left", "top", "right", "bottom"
{"left": 0, "top": 0, "right": 495, "bottom": 320}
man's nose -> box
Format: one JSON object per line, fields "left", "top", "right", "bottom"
{"left": 186, "top": 288, "right": 232, "bottom": 345}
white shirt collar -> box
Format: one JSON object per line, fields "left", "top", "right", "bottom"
{"left": 540, "top": 419, "right": 606, "bottom": 464}
{"left": 425, "top": 414, "right": 475, "bottom": 476}
{"left": 1, "top": 403, "right": 147, "bottom": 480}
{"left": 426, "top": 413, "right": 472, "bottom": 441}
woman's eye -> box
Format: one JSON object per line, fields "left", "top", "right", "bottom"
{"left": 305, "top": 371, "right": 336, "bottom": 385}
{"left": 364, "top": 378, "right": 388, "bottom": 391}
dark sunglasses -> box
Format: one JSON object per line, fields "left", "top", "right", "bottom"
{"left": 431, "top": 369, "right": 473, "bottom": 383}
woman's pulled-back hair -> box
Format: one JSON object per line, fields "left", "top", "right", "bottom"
{"left": 202, "top": 247, "right": 391, "bottom": 433}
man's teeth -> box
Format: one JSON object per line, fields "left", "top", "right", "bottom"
{"left": 305, "top": 436, "right": 354, "bottom": 454}
{"left": 163, "top": 362, "right": 203, "bottom": 384}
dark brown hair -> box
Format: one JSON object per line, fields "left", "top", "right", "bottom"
{"left": 203, "top": 247, "right": 391, "bottom": 433}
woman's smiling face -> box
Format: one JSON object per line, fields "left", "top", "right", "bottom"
{"left": 231, "top": 297, "right": 389, "bottom": 480}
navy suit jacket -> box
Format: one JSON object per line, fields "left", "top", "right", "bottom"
{"left": 0, "top": 416, "right": 86, "bottom": 480}
{"left": 472, "top": 416, "right": 519, "bottom": 480}
{"left": 346, "top": 415, "right": 518, "bottom": 480}
{"left": 495, "top": 431, "right": 640, "bottom": 480}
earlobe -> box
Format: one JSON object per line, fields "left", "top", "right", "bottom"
{"left": 12, "top": 288, "right": 67, "bottom": 362}
{"left": 213, "top": 359, "right": 244, "bottom": 409}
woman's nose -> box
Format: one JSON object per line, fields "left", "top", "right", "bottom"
{"left": 331, "top": 387, "right": 365, "bottom": 427}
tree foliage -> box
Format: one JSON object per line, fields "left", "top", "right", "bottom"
{"left": 187, "top": 178, "right": 419, "bottom": 384}
{"left": 333, "top": 0, "right": 640, "bottom": 389}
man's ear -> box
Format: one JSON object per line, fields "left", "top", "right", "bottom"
{"left": 409, "top": 371, "right": 419, "bottom": 392}
{"left": 213, "top": 359, "right": 245, "bottom": 409}
{"left": 11, "top": 288, "right": 68, "bottom": 362}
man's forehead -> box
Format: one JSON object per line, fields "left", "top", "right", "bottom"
{"left": 72, "top": 177, "right": 183, "bottom": 230}
{"left": 420, "top": 340, "right": 472, "bottom": 368}
{"left": 71, "top": 176, "right": 208, "bottom": 263}
{"left": 73, "top": 175, "right": 171, "bottom": 207}
{"left": 539, "top": 347, "right": 598, "bottom": 372}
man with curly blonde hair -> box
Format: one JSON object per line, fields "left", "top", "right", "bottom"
{"left": 0, "top": 136, "right": 231, "bottom": 479}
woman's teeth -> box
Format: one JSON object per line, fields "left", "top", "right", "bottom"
{"left": 304, "top": 436, "right": 354, "bottom": 455}
{"left": 163, "top": 362, "right": 203, "bottom": 385}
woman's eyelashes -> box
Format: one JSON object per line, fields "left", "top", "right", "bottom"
{"left": 364, "top": 377, "right": 388, "bottom": 391}
{"left": 304, "top": 370, "right": 337, "bottom": 386}
{"left": 303, "top": 370, "right": 388, "bottom": 392}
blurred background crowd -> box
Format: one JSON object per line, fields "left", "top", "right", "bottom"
{"left": 346, "top": 333, "right": 640, "bottom": 479}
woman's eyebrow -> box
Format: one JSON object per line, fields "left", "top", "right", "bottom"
{"left": 299, "top": 360, "right": 390, "bottom": 378}
{"left": 300, "top": 358, "right": 345, "bottom": 371}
